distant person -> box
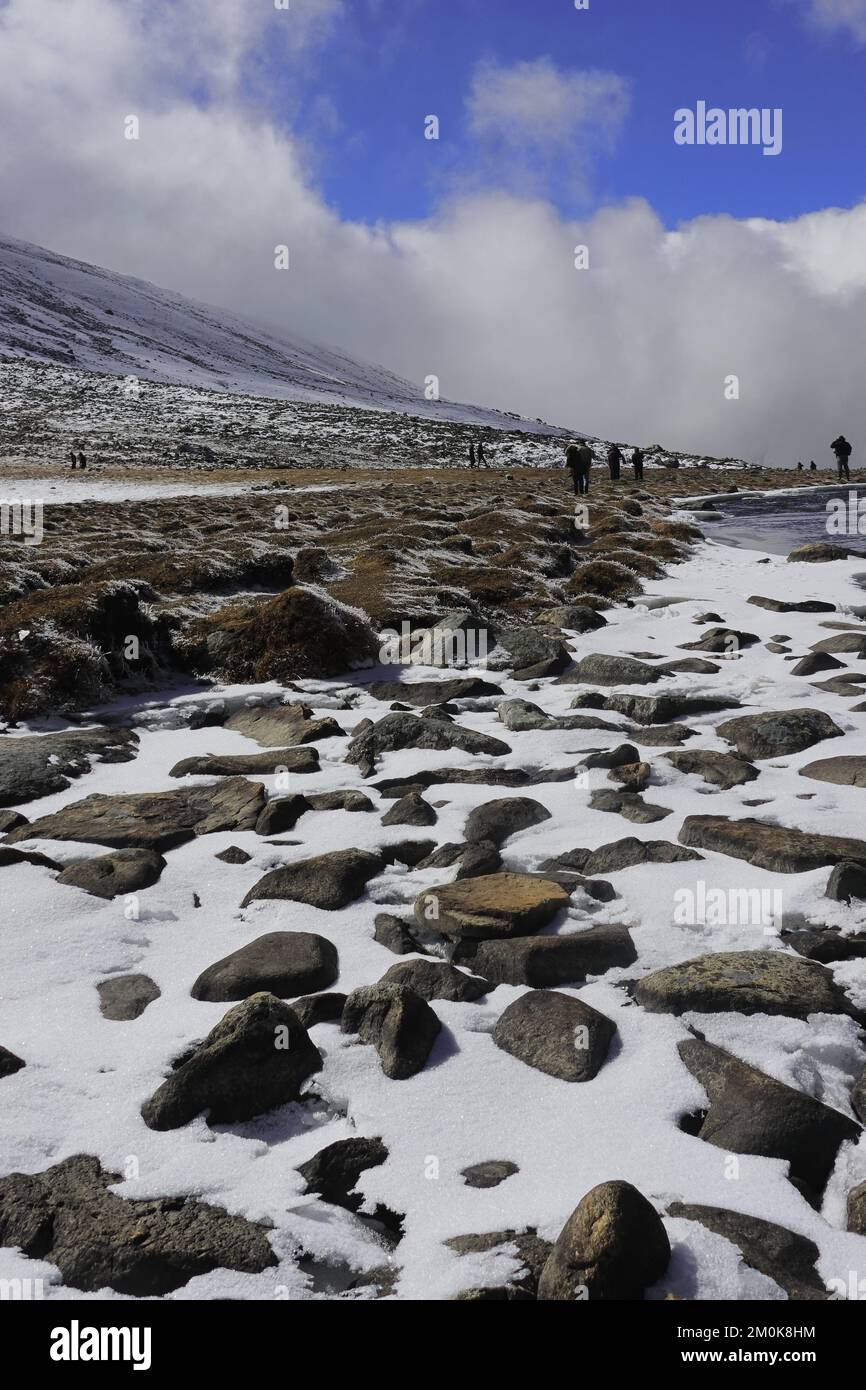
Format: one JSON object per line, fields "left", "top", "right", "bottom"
{"left": 607, "top": 444, "right": 623, "bottom": 481}
{"left": 469, "top": 442, "right": 476, "bottom": 468}
{"left": 809, "top": 460, "right": 817, "bottom": 471}
{"left": 796, "top": 461, "right": 804, "bottom": 471}
{"left": 631, "top": 447, "right": 645, "bottom": 481}
{"left": 77, "top": 451, "right": 87, "bottom": 470}
{"left": 831, "top": 434, "right": 852, "bottom": 481}
{"left": 566, "top": 439, "right": 593, "bottom": 495}
{"left": 477, "top": 440, "right": 486, "bottom": 466}
{"left": 69, "top": 449, "right": 78, "bottom": 470}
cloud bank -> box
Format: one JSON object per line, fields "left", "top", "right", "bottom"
{"left": 1, "top": 0, "right": 866, "bottom": 466}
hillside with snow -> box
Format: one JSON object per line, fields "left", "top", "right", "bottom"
{"left": 0, "top": 234, "right": 568, "bottom": 435}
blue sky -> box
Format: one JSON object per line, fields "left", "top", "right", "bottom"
{"left": 288, "top": 0, "right": 865, "bottom": 226}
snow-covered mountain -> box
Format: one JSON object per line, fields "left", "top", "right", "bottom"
{"left": 0, "top": 234, "right": 568, "bottom": 435}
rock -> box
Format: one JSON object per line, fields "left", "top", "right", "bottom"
{"left": 679, "top": 814, "right": 866, "bottom": 873}
{"left": 191, "top": 932, "right": 338, "bottom": 1002}
{"left": 289, "top": 993, "right": 346, "bottom": 1028}
{"left": 538, "top": 1181, "right": 670, "bottom": 1300}
{"left": 667, "top": 1204, "right": 828, "bottom": 1300}
{"left": 716, "top": 709, "right": 844, "bottom": 760}
{"left": 0, "top": 1154, "right": 276, "bottom": 1295}
{"left": 748, "top": 596, "right": 835, "bottom": 613}
{"left": 142, "top": 993, "right": 321, "bottom": 1130}
{"left": 635, "top": 950, "right": 859, "bottom": 1023}
{"left": 680, "top": 627, "right": 759, "bottom": 653}
{"left": 373, "top": 912, "right": 426, "bottom": 955}
{"left": 628, "top": 723, "right": 698, "bottom": 746}
{"left": 581, "top": 838, "right": 702, "bottom": 875}
{"left": 677, "top": 1037, "right": 860, "bottom": 1198}
{"left": 347, "top": 713, "right": 510, "bottom": 774}
{"left": 608, "top": 761, "right": 651, "bottom": 791}
{"left": 788, "top": 542, "right": 865, "bottom": 562}
{"left": 853, "top": 1068, "right": 866, "bottom": 1125}
{"left": 461, "top": 1161, "right": 519, "bottom": 1189}
{"left": 56, "top": 848, "right": 166, "bottom": 900}
{"left": 97, "top": 974, "right": 160, "bottom": 1021}
{"left": 0, "top": 809, "right": 27, "bottom": 833}
{"left": 0, "top": 728, "right": 138, "bottom": 807}
{"left": 492, "top": 991, "right": 615, "bottom": 1081}
{"left": 811, "top": 632, "right": 866, "bottom": 654}
{"left": 581, "top": 743, "right": 640, "bottom": 770}
{"left": 241, "top": 849, "right": 383, "bottom": 910}
{"left": 170, "top": 746, "right": 319, "bottom": 778}
{"left": 6, "top": 778, "right": 266, "bottom": 851}
{"left": 446, "top": 1229, "right": 552, "bottom": 1299}
{"left": 605, "top": 692, "right": 736, "bottom": 724}
{"left": 498, "top": 698, "right": 623, "bottom": 733}
{"left": 414, "top": 873, "right": 570, "bottom": 940}
{"left": 298, "top": 1137, "right": 388, "bottom": 1213}
{"left": 562, "top": 653, "right": 662, "bottom": 686}
{"left": 791, "top": 652, "right": 844, "bottom": 676}
{"left": 463, "top": 924, "right": 635, "bottom": 987}
{"left": 341, "top": 983, "right": 441, "bottom": 1079}
{"left": 0, "top": 1045, "right": 25, "bottom": 1078}
{"left": 367, "top": 677, "right": 501, "bottom": 704}
{"left": 665, "top": 749, "right": 759, "bottom": 790}
{"left": 309, "top": 790, "right": 375, "bottom": 813}
{"left": 588, "top": 789, "right": 672, "bottom": 823}
{"left": 0, "top": 846, "right": 61, "bottom": 870}
{"left": 781, "top": 924, "right": 866, "bottom": 964}
{"left": 464, "top": 797, "right": 551, "bottom": 846}
{"left": 826, "top": 861, "right": 866, "bottom": 902}
{"left": 223, "top": 704, "right": 343, "bottom": 746}
{"left": 380, "top": 959, "right": 489, "bottom": 1002}
{"left": 381, "top": 791, "right": 437, "bottom": 826}
{"left": 373, "top": 766, "right": 574, "bottom": 796}
{"left": 254, "top": 795, "right": 310, "bottom": 836}
{"left": 380, "top": 839, "right": 436, "bottom": 868}
{"left": 215, "top": 845, "right": 252, "bottom": 864}
{"left": 535, "top": 605, "right": 607, "bottom": 633}
{"left": 848, "top": 1182, "right": 866, "bottom": 1236}
{"left": 799, "top": 756, "right": 866, "bottom": 788}
{"left": 492, "top": 627, "right": 571, "bottom": 679}
{"left": 657, "top": 657, "right": 721, "bottom": 674}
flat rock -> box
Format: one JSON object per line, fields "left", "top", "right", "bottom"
{"left": 748, "top": 596, "right": 835, "bottom": 613}
{"left": 97, "top": 974, "right": 160, "bottom": 1021}
{"left": 224, "top": 704, "right": 343, "bottom": 746}
{"left": 379, "top": 959, "right": 489, "bottom": 1002}
{"left": 241, "top": 849, "right": 383, "bottom": 910}
{"left": 588, "top": 789, "right": 672, "bottom": 823}
{"left": 414, "top": 873, "right": 569, "bottom": 940}
{"left": 0, "top": 728, "right": 138, "bottom": 807}
{"left": 170, "top": 746, "right": 319, "bottom": 778}
{"left": 463, "top": 924, "right": 635, "bottom": 987}
{"left": 191, "top": 932, "right": 339, "bottom": 1002}
{"left": 635, "top": 949, "right": 859, "bottom": 1022}
{"left": 0, "top": 1154, "right": 276, "bottom": 1296}
{"left": 492, "top": 991, "right": 616, "bottom": 1082}
{"left": 791, "top": 651, "right": 844, "bottom": 676}
{"left": 667, "top": 1203, "right": 827, "bottom": 1300}
{"left": 367, "top": 677, "right": 501, "bottom": 704}
{"left": 347, "top": 713, "right": 510, "bottom": 774}
{"left": 6, "top": 778, "right": 266, "bottom": 851}
{"left": 341, "top": 982, "right": 441, "bottom": 1079}
{"left": 680, "top": 626, "right": 759, "bottom": 653}
{"left": 535, "top": 604, "right": 607, "bottom": 633}
{"left": 464, "top": 796, "right": 551, "bottom": 845}
{"left": 373, "top": 766, "right": 574, "bottom": 796}
{"left": 538, "top": 1181, "right": 671, "bottom": 1300}
{"left": 56, "top": 848, "right": 166, "bottom": 900}
{"left": 665, "top": 749, "right": 759, "bottom": 790}
{"left": 142, "top": 993, "right": 321, "bottom": 1130}
{"left": 561, "top": 653, "right": 662, "bottom": 686}
{"left": 581, "top": 743, "right": 640, "bottom": 769}
{"left": 716, "top": 709, "right": 843, "bottom": 760}
{"left": 605, "top": 692, "right": 737, "bottom": 724}
{"left": 677, "top": 1037, "right": 860, "bottom": 1197}
{"left": 799, "top": 756, "right": 866, "bottom": 788}
{"left": 679, "top": 814, "right": 866, "bottom": 873}
{"left": 446, "top": 1228, "right": 552, "bottom": 1300}
{"left": 491, "top": 627, "right": 571, "bottom": 679}
{"left": 581, "top": 837, "right": 702, "bottom": 875}
{"left": 461, "top": 1161, "right": 519, "bottom": 1189}
{"left": 788, "top": 542, "right": 866, "bottom": 562}
{"left": 215, "top": 845, "right": 252, "bottom": 864}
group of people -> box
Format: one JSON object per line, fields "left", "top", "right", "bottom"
{"left": 68, "top": 449, "right": 87, "bottom": 470}
{"left": 468, "top": 440, "right": 487, "bottom": 467}
{"left": 564, "top": 439, "right": 644, "bottom": 494}
{"left": 795, "top": 436, "right": 854, "bottom": 480}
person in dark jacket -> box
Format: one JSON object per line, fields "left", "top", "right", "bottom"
{"left": 469, "top": 442, "right": 476, "bottom": 468}
{"left": 809, "top": 460, "right": 817, "bottom": 471}
{"left": 566, "top": 440, "right": 593, "bottom": 495}
{"left": 607, "top": 444, "right": 623, "bottom": 481}
{"left": 77, "top": 451, "right": 87, "bottom": 470}
{"left": 831, "top": 435, "right": 852, "bottom": 481}
{"left": 477, "top": 440, "right": 486, "bottom": 466}
{"left": 69, "top": 449, "right": 78, "bottom": 470}
{"left": 631, "top": 447, "right": 644, "bottom": 481}
{"left": 796, "top": 461, "right": 804, "bottom": 471}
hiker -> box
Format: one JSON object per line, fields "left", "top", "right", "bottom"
{"left": 809, "top": 460, "right": 817, "bottom": 471}
{"left": 469, "top": 442, "right": 476, "bottom": 468}
{"left": 831, "top": 435, "right": 852, "bottom": 481}
{"left": 631, "top": 447, "right": 645, "bottom": 481}
{"left": 69, "top": 449, "right": 78, "bottom": 470}
{"left": 477, "top": 440, "right": 486, "bottom": 466}
{"left": 796, "top": 461, "right": 804, "bottom": 471}
{"left": 566, "top": 439, "right": 593, "bottom": 496}
{"left": 607, "top": 444, "right": 623, "bottom": 481}
{"left": 78, "top": 450, "right": 87, "bottom": 470}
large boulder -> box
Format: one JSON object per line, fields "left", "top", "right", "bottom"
{"left": 716, "top": 709, "right": 844, "bottom": 760}
{"left": 604, "top": 692, "right": 737, "bottom": 724}
{"left": 0, "top": 728, "right": 138, "bottom": 807}
{"left": 678, "top": 814, "right": 866, "bottom": 873}
{"left": 579, "top": 838, "right": 702, "bottom": 876}
{"left": 367, "top": 677, "right": 501, "bottom": 704}
{"left": 223, "top": 703, "right": 344, "bottom": 747}
{"left": 462, "top": 925, "right": 636, "bottom": 987}
{"left": 6, "top": 778, "right": 266, "bottom": 851}
{"left": 0, "top": 1154, "right": 276, "bottom": 1296}
{"left": 464, "top": 797, "right": 551, "bottom": 846}
{"left": 56, "top": 848, "right": 166, "bottom": 900}
{"left": 141, "top": 993, "right": 321, "bottom": 1130}
{"left": 667, "top": 1204, "right": 827, "bottom": 1301}
{"left": 634, "top": 950, "right": 860, "bottom": 1023}
{"left": 490, "top": 627, "right": 571, "bottom": 679}
{"left": 170, "top": 747, "right": 319, "bottom": 778}
{"left": 492, "top": 991, "right": 616, "bottom": 1082}
{"left": 240, "top": 849, "right": 383, "bottom": 910}
{"left": 380, "top": 959, "right": 489, "bottom": 1002}
{"left": 538, "top": 1181, "right": 670, "bottom": 1300}
{"left": 799, "top": 756, "right": 866, "bottom": 788}
{"left": 414, "top": 873, "right": 569, "bottom": 940}
{"left": 563, "top": 654, "right": 662, "bottom": 686}
{"left": 665, "top": 749, "right": 759, "bottom": 790}
{"left": 191, "top": 932, "right": 339, "bottom": 1002}
{"left": 341, "top": 982, "right": 441, "bottom": 1079}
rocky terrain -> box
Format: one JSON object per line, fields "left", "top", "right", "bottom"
{"left": 1, "top": 426, "right": 865, "bottom": 1302}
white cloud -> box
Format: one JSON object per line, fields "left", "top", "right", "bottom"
{"left": 2, "top": 0, "right": 866, "bottom": 467}
{"left": 791, "top": 0, "right": 866, "bottom": 43}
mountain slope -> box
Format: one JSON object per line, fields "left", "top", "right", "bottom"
{"left": 0, "top": 234, "right": 568, "bottom": 434}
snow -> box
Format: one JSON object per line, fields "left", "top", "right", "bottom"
{"left": 1, "top": 525, "right": 865, "bottom": 1301}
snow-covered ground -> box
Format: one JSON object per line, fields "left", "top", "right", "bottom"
{"left": 1, "top": 527, "right": 865, "bottom": 1301}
